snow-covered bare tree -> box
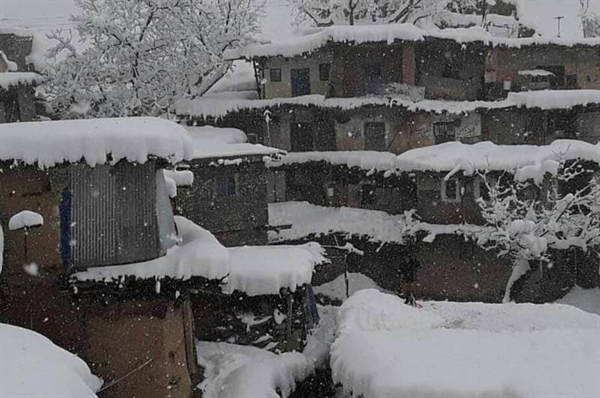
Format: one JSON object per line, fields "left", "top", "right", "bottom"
{"left": 476, "top": 161, "right": 600, "bottom": 263}
{"left": 580, "top": 0, "right": 600, "bottom": 38}
{"left": 46, "top": 0, "right": 263, "bottom": 118}
{"left": 288, "top": 0, "right": 448, "bottom": 26}
{"left": 475, "top": 161, "right": 600, "bottom": 302}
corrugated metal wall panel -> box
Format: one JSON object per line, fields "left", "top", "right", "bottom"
{"left": 70, "top": 161, "right": 159, "bottom": 268}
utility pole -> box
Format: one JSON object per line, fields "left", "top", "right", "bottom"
{"left": 555, "top": 16, "right": 565, "bottom": 38}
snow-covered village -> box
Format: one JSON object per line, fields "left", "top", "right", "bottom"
{"left": 0, "top": 0, "right": 599, "bottom": 397}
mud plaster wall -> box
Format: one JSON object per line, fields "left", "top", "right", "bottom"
{"left": 0, "top": 167, "right": 62, "bottom": 282}
{"left": 85, "top": 301, "right": 194, "bottom": 398}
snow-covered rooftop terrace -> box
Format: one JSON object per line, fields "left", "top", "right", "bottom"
{"left": 226, "top": 24, "right": 600, "bottom": 60}
{"left": 185, "top": 125, "right": 282, "bottom": 161}
{"left": 331, "top": 289, "right": 600, "bottom": 398}
{"left": 0, "top": 117, "right": 193, "bottom": 168}
{"left": 175, "top": 90, "right": 600, "bottom": 119}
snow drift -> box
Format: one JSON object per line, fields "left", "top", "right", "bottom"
{"left": 331, "top": 290, "right": 600, "bottom": 398}
{"left": 0, "top": 323, "right": 102, "bottom": 398}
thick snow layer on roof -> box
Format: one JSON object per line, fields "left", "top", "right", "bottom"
{"left": 224, "top": 243, "right": 327, "bottom": 296}
{"left": 175, "top": 90, "right": 600, "bottom": 119}
{"left": 395, "top": 140, "right": 600, "bottom": 182}
{"left": 163, "top": 169, "right": 194, "bottom": 187}
{"left": 74, "top": 216, "right": 231, "bottom": 282}
{"left": 197, "top": 341, "right": 312, "bottom": 398}
{"left": 1, "top": 323, "right": 102, "bottom": 398}
{"left": 269, "top": 201, "right": 491, "bottom": 244}
{"left": 0, "top": 71, "right": 43, "bottom": 89}
{"left": 331, "top": 289, "right": 600, "bottom": 398}
{"left": 280, "top": 151, "right": 398, "bottom": 172}
{"left": 269, "top": 201, "right": 413, "bottom": 244}
{"left": 75, "top": 216, "right": 326, "bottom": 296}
{"left": 314, "top": 272, "right": 385, "bottom": 303}
{"left": 8, "top": 210, "right": 44, "bottom": 230}
{"left": 226, "top": 24, "right": 600, "bottom": 60}
{"left": 185, "top": 125, "right": 281, "bottom": 160}
{"left": 0, "top": 117, "right": 193, "bottom": 168}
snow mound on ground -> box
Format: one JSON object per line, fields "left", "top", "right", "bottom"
{"left": 224, "top": 243, "right": 328, "bottom": 296}
{"left": 73, "top": 216, "right": 231, "bottom": 282}
{"left": 197, "top": 341, "right": 312, "bottom": 398}
{"left": 0, "top": 323, "right": 102, "bottom": 398}
{"left": 314, "top": 273, "right": 385, "bottom": 303}
{"left": 303, "top": 305, "right": 338, "bottom": 369}
{"left": 0, "top": 117, "right": 193, "bottom": 168}
{"left": 331, "top": 290, "right": 600, "bottom": 398}
{"left": 556, "top": 286, "right": 600, "bottom": 316}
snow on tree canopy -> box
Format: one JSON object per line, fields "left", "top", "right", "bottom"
{"left": 8, "top": 210, "right": 44, "bottom": 230}
{"left": 0, "top": 117, "right": 193, "bottom": 168}
{"left": 226, "top": 24, "right": 600, "bottom": 60}
{"left": 395, "top": 139, "right": 600, "bottom": 183}
{"left": 331, "top": 289, "right": 600, "bottom": 398}
{"left": 0, "top": 72, "right": 43, "bottom": 90}
{"left": 175, "top": 90, "right": 600, "bottom": 119}
{"left": 0, "top": 323, "right": 102, "bottom": 398}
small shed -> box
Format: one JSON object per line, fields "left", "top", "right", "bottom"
{"left": 172, "top": 125, "right": 283, "bottom": 246}
{"left": 0, "top": 117, "right": 192, "bottom": 279}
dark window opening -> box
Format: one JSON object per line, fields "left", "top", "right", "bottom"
{"left": 247, "top": 133, "right": 259, "bottom": 144}
{"left": 444, "top": 179, "right": 458, "bottom": 201}
{"left": 433, "top": 122, "right": 456, "bottom": 144}
{"left": 290, "top": 122, "right": 314, "bottom": 152}
{"left": 365, "top": 61, "right": 382, "bottom": 80}
{"left": 218, "top": 174, "right": 238, "bottom": 196}
{"left": 291, "top": 68, "right": 311, "bottom": 96}
{"left": 270, "top": 68, "right": 281, "bottom": 82}
{"left": 319, "top": 63, "right": 330, "bottom": 81}
{"left": 361, "top": 184, "right": 376, "bottom": 206}
{"left": 478, "top": 180, "right": 490, "bottom": 201}
{"left": 364, "top": 122, "right": 386, "bottom": 150}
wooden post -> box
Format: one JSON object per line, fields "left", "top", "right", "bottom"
{"left": 286, "top": 289, "right": 293, "bottom": 350}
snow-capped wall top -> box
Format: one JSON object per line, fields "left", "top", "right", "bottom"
{"left": 395, "top": 140, "right": 600, "bottom": 182}
{"left": 0, "top": 117, "right": 193, "bottom": 168}
{"left": 185, "top": 125, "right": 282, "bottom": 160}
{"left": 226, "top": 24, "right": 600, "bottom": 60}
{"left": 0, "top": 71, "right": 43, "bottom": 89}
{"left": 0, "top": 50, "right": 18, "bottom": 71}
{"left": 175, "top": 90, "right": 600, "bottom": 119}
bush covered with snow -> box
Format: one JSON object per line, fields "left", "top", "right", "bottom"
{"left": 331, "top": 290, "right": 600, "bottom": 398}
{"left": 0, "top": 323, "right": 102, "bottom": 398}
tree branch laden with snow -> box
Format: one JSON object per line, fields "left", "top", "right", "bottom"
{"left": 45, "top": 0, "right": 263, "bottom": 118}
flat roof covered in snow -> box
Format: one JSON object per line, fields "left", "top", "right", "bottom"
{"left": 0, "top": 117, "right": 193, "bottom": 168}
{"left": 186, "top": 125, "right": 283, "bottom": 161}
{"left": 226, "top": 24, "right": 600, "bottom": 60}
{"left": 175, "top": 90, "right": 600, "bottom": 119}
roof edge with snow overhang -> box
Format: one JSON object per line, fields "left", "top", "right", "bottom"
{"left": 225, "top": 24, "right": 600, "bottom": 60}
{"left": 0, "top": 117, "right": 194, "bottom": 168}
{"left": 175, "top": 90, "right": 600, "bottom": 119}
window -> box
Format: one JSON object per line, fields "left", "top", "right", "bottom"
{"left": 319, "top": 63, "right": 330, "bottom": 81}
{"left": 433, "top": 121, "right": 456, "bottom": 144}
{"left": 291, "top": 68, "right": 311, "bottom": 96}
{"left": 364, "top": 122, "right": 386, "bottom": 150}
{"left": 218, "top": 174, "right": 238, "bottom": 196}
{"left": 247, "top": 133, "right": 259, "bottom": 144}
{"left": 473, "top": 176, "right": 492, "bottom": 201}
{"left": 270, "top": 68, "right": 281, "bottom": 82}
{"left": 442, "top": 178, "right": 461, "bottom": 202}
{"left": 365, "top": 61, "right": 382, "bottom": 80}
{"left": 361, "top": 184, "right": 376, "bottom": 206}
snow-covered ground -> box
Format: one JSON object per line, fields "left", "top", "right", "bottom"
{"left": 0, "top": 323, "right": 102, "bottom": 398}
{"left": 314, "top": 272, "right": 386, "bottom": 303}
{"left": 556, "top": 286, "right": 600, "bottom": 315}
{"left": 196, "top": 304, "right": 338, "bottom": 398}
{"left": 331, "top": 289, "right": 600, "bottom": 398}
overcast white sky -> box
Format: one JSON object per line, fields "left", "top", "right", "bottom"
{"left": 0, "top": 0, "right": 598, "bottom": 39}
